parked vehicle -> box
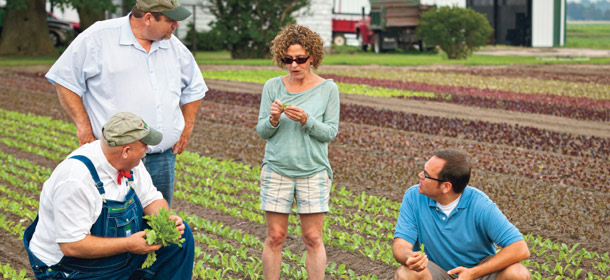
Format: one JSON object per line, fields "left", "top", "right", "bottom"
{"left": 0, "top": 7, "right": 75, "bottom": 47}
{"left": 46, "top": 14, "right": 75, "bottom": 47}
{"left": 331, "top": 0, "right": 369, "bottom": 46}
{"left": 47, "top": 12, "right": 80, "bottom": 47}
{"left": 355, "top": 0, "right": 433, "bottom": 53}
{"left": 47, "top": 11, "right": 81, "bottom": 33}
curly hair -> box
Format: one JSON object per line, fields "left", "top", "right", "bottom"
{"left": 270, "top": 24, "right": 325, "bottom": 69}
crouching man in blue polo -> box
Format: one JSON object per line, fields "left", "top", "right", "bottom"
{"left": 393, "top": 149, "right": 531, "bottom": 280}
{"left": 24, "top": 112, "right": 194, "bottom": 279}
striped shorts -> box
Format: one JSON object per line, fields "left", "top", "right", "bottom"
{"left": 259, "top": 165, "right": 331, "bottom": 214}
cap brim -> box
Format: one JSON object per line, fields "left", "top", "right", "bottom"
{"left": 161, "top": 6, "right": 192, "bottom": 21}
{"left": 140, "top": 127, "right": 163, "bottom": 146}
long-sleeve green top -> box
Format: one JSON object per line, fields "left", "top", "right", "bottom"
{"left": 256, "top": 77, "right": 340, "bottom": 179}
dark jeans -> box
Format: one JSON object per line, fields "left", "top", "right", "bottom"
{"left": 142, "top": 149, "right": 177, "bottom": 206}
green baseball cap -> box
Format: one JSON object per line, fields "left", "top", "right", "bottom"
{"left": 136, "top": 0, "right": 192, "bottom": 21}
{"left": 102, "top": 112, "right": 163, "bottom": 147}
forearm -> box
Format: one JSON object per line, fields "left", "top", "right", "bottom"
{"left": 304, "top": 117, "right": 338, "bottom": 143}
{"left": 393, "top": 238, "right": 414, "bottom": 265}
{"left": 59, "top": 235, "right": 129, "bottom": 259}
{"left": 143, "top": 199, "right": 170, "bottom": 216}
{"left": 469, "top": 240, "right": 530, "bottom": 278}
{"left": 256, "top": 115, "right": 279, "bottom": 139}
{"left": 181, "top": 99, "right": 202, "bottom": 134}
{"left": 55, "top": 83, "right": 91, "bottom": 131}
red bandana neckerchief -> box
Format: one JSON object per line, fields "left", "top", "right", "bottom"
{"left": 117, "top": 170, "right": 132, "bottom": 184}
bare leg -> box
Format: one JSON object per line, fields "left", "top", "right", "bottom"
{"left": 497, "top": 263, "right": 531, "bottom": 280}
{"left": 300, "top": 213, "right": 326, "bottom": 280}
{"left": 262, "top": 212, "right": 289, "bottom": 280}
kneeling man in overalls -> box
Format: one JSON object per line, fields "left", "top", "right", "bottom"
{"left": 24, "top": 112, "right": 194, "bottom": 279}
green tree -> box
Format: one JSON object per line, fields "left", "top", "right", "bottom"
{"left": 0, "top": 0, "right": 56, "bottom": 56}
{"left": 416, "top": 6, "right": 493, "bottom": 59}
{"left": 51, "top": 0, "right": 119, "bottom": 31}
{"left": 208, "top": 0, "right": 310, "bottom": 59}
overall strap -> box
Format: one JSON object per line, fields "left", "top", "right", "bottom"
{"left": 69, "top": 155, "right": 105, "bottom": 195}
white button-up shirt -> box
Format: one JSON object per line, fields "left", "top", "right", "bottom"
{"left": 46, "top": 15, "right": 207, "bottom": 153}
{"left": 29, "top": 141, "right": 164, "bottom": 266}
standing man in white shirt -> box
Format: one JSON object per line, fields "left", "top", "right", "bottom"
{"left": 24, "top": 112, "right": 194, "bottom": 279}
{"left": 45, "top": 0, "right": 208, "bottom": 206}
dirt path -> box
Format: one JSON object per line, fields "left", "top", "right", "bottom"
{"left": 206, "top": 79, "right": 610, "bottom": 138}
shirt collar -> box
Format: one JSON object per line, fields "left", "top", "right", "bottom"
{"left": 426, "top": 185, "right": 473, "bottom": 209}
{"left": 119, "top": 15, "right": 138, "bottom": 46}
{"left": 455, "top": 186, "right": 473, "bottom": 209}
{"left": 93, "top": 140, "right": 119, "bottom": 175}
{"left": 120, "top": 14, "right": 170, "bottom": 51}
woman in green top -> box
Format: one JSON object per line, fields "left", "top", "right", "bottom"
{"left": 256, "top": 24, "right": 340, "bottom": 280}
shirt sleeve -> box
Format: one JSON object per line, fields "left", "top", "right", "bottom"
{"left": 177, "top": 40, "right": 207, "bottom": 105}
{"left": 133, "top": 162, "right": 164, "bottom": 207}
{"left": 52, "top": 177, "right": 100, "bottom": 243}
{"left": 480, "top": 201, "right": 524, "bottom": 247}
{"left": 394, "top": 186, "right": 419, "bottom": 244}
{"left": 302, "top": 82, "right": 340, "bottom": 143}
{"left": 256, "top": 79, "right": 280, "bottom": 140}
{"left": 45, "top": 32, "right": 101, "bottom": 96}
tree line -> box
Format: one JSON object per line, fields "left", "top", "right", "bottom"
{"left": 0, "top": 0, "right": 309, "bottom": 57}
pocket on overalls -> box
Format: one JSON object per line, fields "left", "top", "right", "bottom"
{"left": 110, "top": 208, "right": 140, "bottom": 238}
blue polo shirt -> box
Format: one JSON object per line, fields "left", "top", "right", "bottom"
{"left": 394, "top": 185, "right": 523, "bottom": 271}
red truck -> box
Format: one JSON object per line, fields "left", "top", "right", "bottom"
{"left": 354, "top": 0, "right": 433, "bottom": 53}
{"left": 331, "top": 0, "right": 369, "bottom": 46}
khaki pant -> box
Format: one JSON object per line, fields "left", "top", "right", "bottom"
{"left": 428, "top": 255, "right": 497, "bottom": 280}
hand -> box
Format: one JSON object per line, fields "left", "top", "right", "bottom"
{"left": 405, "top": 251, "right": 428, "bottom": 272}
{"left": 172, "top": 128, "right": 192, "bottom": 154}
{"left": 270, "top": 99, "right": 283, "bottom": 121}
{"left": 126, "top": 231, "right": 162, "bottom": 255}
{"left": 283, "top": 105, "right": 308, "bottom": 125}
{"left": 447, "top": 266, "right": 476, "bottom": 280}
{"left": 169, "top": 215, "right": 185, "bottom": 235}
{"left": 76, "top": 126, "right": 96, "bottom": 146}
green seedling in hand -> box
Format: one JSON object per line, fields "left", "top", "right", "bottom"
{"left": 141, "top": 208, "right": 185, "bottom": 268}
{"left": 280, "top": 104, "right": 292, "bottom": 111}
{"left": 420, "top": 243, "right": 425, "bottom": 255}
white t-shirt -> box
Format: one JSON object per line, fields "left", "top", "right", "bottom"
{"left": 29, "top": 140, "right": 164, "bottom": 266}
{"left": 436, "top": 195, "right": 461, "bottom": 217}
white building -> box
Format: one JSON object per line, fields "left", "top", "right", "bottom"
{"left": 43, "top": 0, "right": 565, "bottom": 48}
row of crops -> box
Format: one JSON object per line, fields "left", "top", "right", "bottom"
{"left": 1, "top": 102, "right": 609, "bottom": 280}
{"left": 202, "top": 69, "right": 610, "bottom": 121}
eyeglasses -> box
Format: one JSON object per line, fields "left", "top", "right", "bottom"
{"left": 281, "top": 56, "right": 310, "bottom": 64}
{"left": 423, "top": 170, "right": 444, "bottom": 182}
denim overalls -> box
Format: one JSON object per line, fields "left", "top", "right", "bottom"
{"left": 23, "top": 155, "right": 194, "bottom": 279}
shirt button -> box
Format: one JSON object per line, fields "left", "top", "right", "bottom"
{"left": 126, "top": 219, "right": 129, "bottom": 222}
{"left": 442, "top": 217, "right": 446, "bottom": 220}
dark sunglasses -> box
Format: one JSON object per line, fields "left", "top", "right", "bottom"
{"left": 281, "top": 56, "right": 310, "bottom": 64}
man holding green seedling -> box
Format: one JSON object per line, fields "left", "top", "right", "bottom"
{"left": 393, "top": 149, "right": 531, "bottom": 280}
{"left": 45, "top": 0, "right": 207, "bottom": 207}
{"left": 23, "top": 112, "right": 194, "bottom": 279}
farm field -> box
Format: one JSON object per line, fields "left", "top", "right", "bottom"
{"left": 0, "top": 62, "right": 609, "bottom": 279}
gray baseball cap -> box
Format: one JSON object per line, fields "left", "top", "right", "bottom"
{"left": 102, "top": 112, "right": 163, "bottom": 147}
{"left": 136, "top": 0, "right": 192, "bottom": 21}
